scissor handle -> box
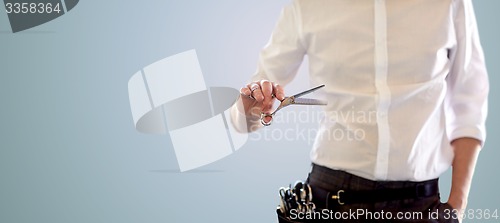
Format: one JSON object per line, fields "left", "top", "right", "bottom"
{"left": 259, "top": 96, "right": 294, "bottom": 126}
{"left": 260, "top": 113, "right": 273, "bottom": 126}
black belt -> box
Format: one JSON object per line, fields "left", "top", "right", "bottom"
{"left": 311, "top": 180, "right": 439, "bottom": 207}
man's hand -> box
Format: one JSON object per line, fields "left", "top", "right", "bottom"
{"left": 239, "top": 80, "right": 285, "bottom": 124}
{"left": 230, "top": 80, "right": 285, "bottom": 132}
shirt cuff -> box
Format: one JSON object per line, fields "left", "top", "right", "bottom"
{"left": 448, "top": 126, "right": 486, "bottom": 147}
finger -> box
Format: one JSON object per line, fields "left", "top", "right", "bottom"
{"left": 240, "top": 87, "right": 252, "bottom": 98}
{"left": 249, "top": 83, "right": 264, "bottom": 102}
{"left": 260, "top": 80, "right": 273, "bottom": 101}
{"left": 260, "top": 80, "right": 274, "bottom": 112}
{"left": 262, "top": 114, "right": 273, "bottom": 125}
{"left": 246, "top": 82, "right": 258, "bottom": 89}
{"left": 273, "top": 83, "right": 285, "bottom": 101}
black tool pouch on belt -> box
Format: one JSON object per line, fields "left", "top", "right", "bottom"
{"left": 276, "top": 181, "right": 316, "bottom": 223}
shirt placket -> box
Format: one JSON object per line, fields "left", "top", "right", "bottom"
{"left": 373, "top": 0, "right": 392, "bottom": 180}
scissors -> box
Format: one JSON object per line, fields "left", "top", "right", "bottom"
{"left": 279, "top": 187, "right": 291, "bottom": 215}
{"left": 260, "top": 84, "right": 327, "bottom": 126}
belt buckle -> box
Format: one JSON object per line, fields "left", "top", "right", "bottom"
{"left": 331, "top": 190, "right": 345, "bottom": 205}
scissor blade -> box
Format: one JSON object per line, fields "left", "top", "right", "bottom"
{"left": 292, "top": 85, "right": 325, "bottom": 98}
{"left": 293, "top": 98, "right": 327, "bottom": 106}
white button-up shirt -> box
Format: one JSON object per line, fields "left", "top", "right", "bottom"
{"left": 251, "top": 0, "right": 489, "bottom": 181}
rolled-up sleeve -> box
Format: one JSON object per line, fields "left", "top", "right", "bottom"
{"left": 445, "top": 0, "right": 489, "bottom": 145}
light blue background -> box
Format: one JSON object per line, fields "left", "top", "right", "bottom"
{"left": 1, "top": 1, "right": 498, "bottom": 222}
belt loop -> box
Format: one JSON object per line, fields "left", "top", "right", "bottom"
{"left": 415, "top": 183, "right": 425, "bottom": 198}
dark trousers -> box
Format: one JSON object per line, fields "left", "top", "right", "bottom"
{"left": 292, "top": 164, "right": 458, "bottom": 223}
